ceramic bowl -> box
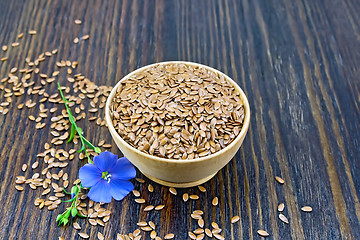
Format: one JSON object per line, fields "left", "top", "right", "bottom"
{"left": 105, "top": 61, "right": 250, "bottom": 187}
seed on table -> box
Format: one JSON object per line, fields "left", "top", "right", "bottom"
{"left": 205, "top": 229, "right": 212, "bottom": 237}
{"left": 136, "top": 178, "right": 145, "bottom": 183}
{"left": 82, "top": 34, "right": 90, "bottom": 40}
{"left": 134, "top": 236, "right": 141, "bottom": 240}
{"left": 22, "top": 164, "right": 28, "bottom": 172}
{"left": 278, "top": 203, "right": 285, "bottom": 212}
{"left": 12, "top": 42, "right": 19, "bottom": 47}
{"left": 135, "top": 198, "right": 145, "bottom": 204}
{"left": 301, "top": 206, "right": 312, "bottom": 212}
{"left": 133, "top": 229, "right": 141, "bottom": 236}
{"left": 32, "top": 161, "right": 39, "bottom": 169}
{"left": 97, "top": 232, "right": 104, "bottom": 240}
{"left": 18, "top": 33, "right": 24, "bottom": 38}
{"left": 275, "top": 176, "right": 285, "bottom": 184}
{"left": 141, "top": 226, "right": 153, "bottom": 232}
{"left": 148, "top": 184, "right": 154, "bottom": 192}
{"left": 149, "top": 221, "right": 156, "bottom": 229}
{"left": 137, "top": 221, "right": 148, "bottom": 227}
{"left": 257, "top": 230, "right": 269, "bottom": 237}
{"left": 2, "top": 45, "right": 7, "bottom": 51}
{"left": 41, "top": 189, "right": 50, "bottom": 195}
{"left": 15, "top": 185, "right": 24, "bottom": 191}
{"left": 190, "top": 194, "right": 199, "bottom": 200}
{"left": 75, "top": 19, "right": 82, "bottom": 24}
{"left": 89, "top": 219, "right": 97, "bottom": 226}
{"left": 59, "top": 237, "right": 64, "bottom": 240}
{"left": 73, "top": 38, "right": 79, "bottom": 44}
{"left": 132, "top": 190, "right": 141, "bottom": 197}
{"left": 279, "top": 213, "right": 289, "bottom": 224}
{"left": 29, "top": 30, "right": 37, "bottom": 35}
{"left": 213, "top": 233, "right": 225, "bottom": 240}
{"left": 211, "top": 222, "right": 219, "bottom": 229}
{"left": 231, "top": 215, "right": 240, "bottom": 223}
{"left": 103, "top": 144, "right": 112, "bottom": 148}
{"left": 183, "top": 193, "right": 189, "bottom": 202}
{"left": 212, "top": 197, "right": 218, "bottom": 206}
{"left": 198, "top": 185, "right": 206, "bottom": 192}
{"left": 155, "top": 205, "right": 165, "bottom": 210}
{"left": 191, "top": 214, "right": 202, "bottom": 220}
{"left": 144, "top": 205, "right": 154, "bottom": 211}
{"left": 150, "top": 230, "right": 157, "bottom": 239}
{"left": 78, "top": 233, "right": 89, "bottom": 239}
{"left": 169, "top": 187, "right": 177, "bottom": 195}
{"left": 188, "top": 232, "right": 196, "bottom": 239}
{"left": 198, "top": 218, "right": 204, "bottom": 228}
{"left": 164, "top": 233, "right": 174, "bottom": 239}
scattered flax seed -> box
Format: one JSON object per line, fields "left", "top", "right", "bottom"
{"left": 205, "top": 229, "right": 212, "bottom": 237}
{"left": 82, "top": 35, "right": 90, "bottom": 40}
{"left": 278, "top": 203, "right": 285, "bottom": 212}
{"left": 18, "top": 33, "right": 24, "bottom": 39}
{"left": 190, "top": 194, "right": 199, "bottom": 200}
{"left": 188, "top": 232, "right": 196, "bottom": 239}
{"left": 164, "top": 233, "right": 174, "bottom": 239}
{"left": 213, "top": 233, "right": 225, "bottom": 240}
{"left": 198, "top": 218, "right": 204, "bottom": 228}
{"left": 137, "top": 221, "right": 148, "bottom": 227}
{"left": 198, "top": 185, "right": 206, "bottom": 192}
{"left": 22, "top": 164, "right": 28, "bottom": 172}
{"left": 212, "top": 197, "right": 218, "bottom": 206}
{"left": 148, "top": 184, "right": 154, "bottom": 192}
{"left": 141, "top": 226, "right": 153, "bottom": 231}
{"left": 2, "top": 45, "right": 7, "bottom": 51}
{"left": 257, "top": 230, "right": 269, "bottom": 237}
{"left": 97, "top": 232, "right": 104, "bottom": 240}
{"left": 59, "top": 237, "right": 65, "bottom": 240}
{"left": 73, "top": 38, "right": 79, "bottom": 44}
{"left": 29, "top": 30, "right": 37, "bottom": 35}
{"left": 75, "top": 19, "right": 82, "bottom": 24}
{"left": 169, "top": 187, "right": 177, "bottom": 195}
{"left": 78, "top": 232, "right": 89, "bottom": 239}
{"left": 183, "top": 193, "right": 189, "bottom": 202}
{"left": 155, "top": 205, "right": 165, "bottom": 210}
{"left": 144, "top": 205, "right": 154, "bottom": 211}
{"left": 231, "top": 215, "right": 240, "bottom": 223}
{"left": 149, "top": 221, "right": 155, "bottom": 229}
{"left": 150, "top": 230, "right": 157, "bottom": 238}
{"left": 275, "top": 176, "right": 285, "bottom": 184}
{"left": 279, "top": 213, "right": 289, "bottom": 224}
{"left": 32, "top": 161, "right": 39, "bottom": 169}
{"left": 102, "top": 144, "right": 112, "bottom": 148}
{"left": 211, "top": 222, "right": 219, "bottom": 229}
{"left": 301, "top": 206, "right": 312, "bottom": 212}
{"left": 132, "top": 190, "right": 141, "bottom": 197}
{"left": 12, "top": 42, "right": 20, "bottom": 47}
{"left": 135, "top": 198, "right": 145, "bottom": 204}
{"left": 15, "top": 185, "right": 24, "bottom": 191}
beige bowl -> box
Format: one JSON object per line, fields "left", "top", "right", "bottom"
{"left": 105, "top": 61, "right": 250, "bottom": 188}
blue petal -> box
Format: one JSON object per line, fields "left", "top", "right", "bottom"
{"left": 93, "top": 152, "right": 118, "bottom": 172}
{"left": 79, "top": 164, "right": 102, "bottom": 188}
{"left": 109, "top": 178, "right": 134, "bottom": 201}
{"left": 87, "top": 180, "right": 112, "bottom": 203}
{"left": 110, "top": 157, "right": 136, "bottom": 180}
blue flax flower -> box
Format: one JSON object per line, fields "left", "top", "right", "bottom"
{"left": 79, "top": 152, "right": 136, "bottom": 203}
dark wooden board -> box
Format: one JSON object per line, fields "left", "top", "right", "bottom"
{"left": 0, "top": 0, "right": 359, "bottom": 239}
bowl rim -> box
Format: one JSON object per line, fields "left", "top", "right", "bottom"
{"left": 105, "top": 61, "right": 250, "bottom": 163}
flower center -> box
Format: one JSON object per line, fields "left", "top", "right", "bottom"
{"left": 101, "top": 171, "right": 111, "bottom": 182}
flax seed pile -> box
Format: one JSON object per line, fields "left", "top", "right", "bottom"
{"left": 109, "top": 63, "right": 245, "bottom": 160}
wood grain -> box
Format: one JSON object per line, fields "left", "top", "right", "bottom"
{"left": 0, "top": 0, "right": 359, "bottom": 239}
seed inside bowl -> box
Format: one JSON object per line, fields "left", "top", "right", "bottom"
{"left": 110, "top": 62, "right": 245, "bottom": 160}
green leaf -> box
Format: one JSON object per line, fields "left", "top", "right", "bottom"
{"left": 78, "top": 144, "right": 86, "bottom": 153}
{"left": 56, "top": 214, "right": 63, "bottom": 222}
{"left": 77, "top": 128, "right": 83, "bottom": 135}
{"left": 63, "top": 188, "right": 71, "bottom": 195}
{"left": 71, "top": 207, "right": 78, "bottom": 217}
{"left": 94, "top": 147, "right": 101, "bottom": 153}
{"left": 83, "top": 138, "right": 98, "bottom": 151}
{"left": 68, "top": 124, "right": 76, "bottom": 143}
{"left": 77, "top": 212, "right": 87, "bottom": 218}
{"left": 61, "top": 198, "right": 75, "bottom": 203}
{"left": 62, "top": 218, "right": 69, "bottom": 226}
